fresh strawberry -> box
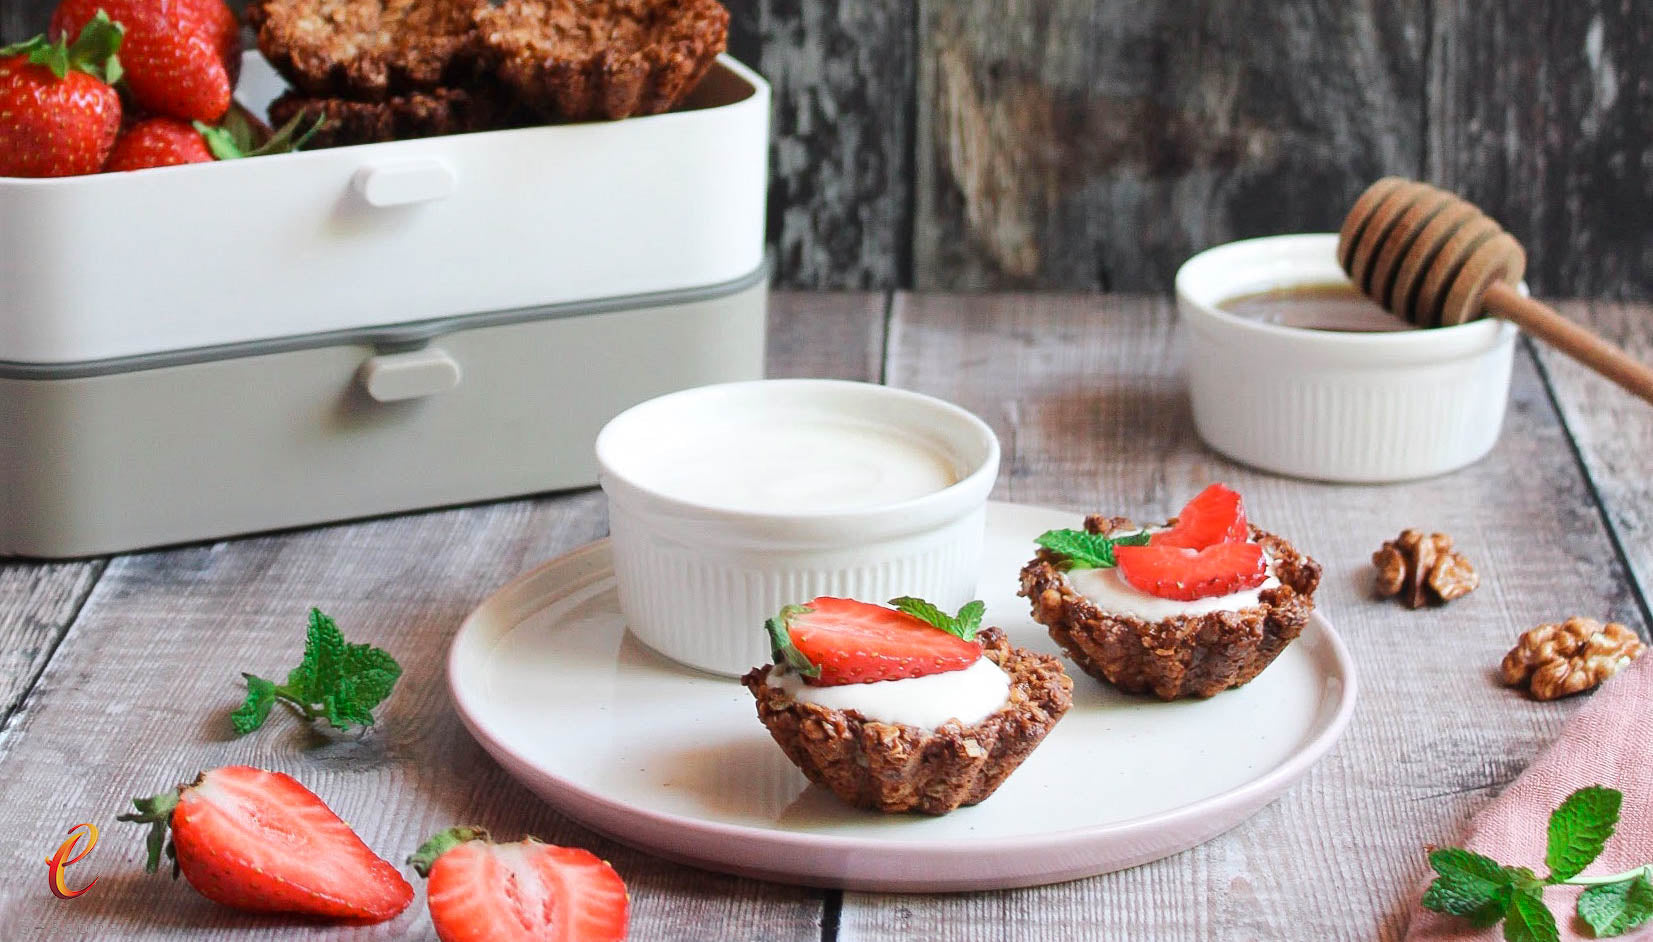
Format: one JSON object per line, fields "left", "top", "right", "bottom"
{"left": 181, "top": 0, "right": 240, "bottom": 84}
{"left": 0, "top": 16, "right": 122, "bottom": 177}
{"left": 1115, "top": 541, "right": 1268, "bottom": 601}
{"left": 105, "top": 115, "right": 212, "bottom": 170}
{"left": 768, "top": 597, "right": 983, "bottom": 686}
{"left": 411, "top": 827, "right": 629, "bottom": 942}
{"left": 119, "top": 765, "right": 414, "bottom": 921}
{"left": 1151, "top": 483, "right": 1249, "bottom": 550}
{"left": 52, "top": 0, "right": 234, "bottom": 122}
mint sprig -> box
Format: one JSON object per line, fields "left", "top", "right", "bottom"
{"left": 764, "top": 604, "right": 820, "bottom": 679}
{"left": 1421, "top": 785, "right": 1653, "bottom": 939}
{"left": 230, "top": 608, "right": 402, "bottom": 734}
{"left": 888, "top": 597, "right": 985, "bottom": 641}
{"left": 1034, "top": 527, "right": 1151, "bottom": 569}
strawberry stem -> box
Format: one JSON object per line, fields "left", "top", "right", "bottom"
{"left": 115, "top": 786, "right": 181, "bottom": 877}
{"left": 408, "top": 826, "right": 490, "bottom": 877}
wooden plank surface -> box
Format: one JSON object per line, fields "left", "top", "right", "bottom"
{"left": 911, "top": 0, "right": 1427, "bottom": 291}
{"left": 0, "top": 292, "right": 884, "bottom": 940}
{"left": 0, "top": 560, "right": 104, "bottom": 735}
{"left": 1427, "top": 1, "right": 1653, "bottom": 299}
{"left": 837, "top": 293, "right": 1647, "bottom": 941}
{"left": 1531, "top": 302, "right": 1653, "bottom": 622}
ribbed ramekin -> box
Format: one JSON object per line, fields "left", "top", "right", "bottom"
{"left": 595, "top": 380, "right": 1001, "bottom": 677}
{"left": 1176, "top": 233, "right": 1519, "bottom": 483}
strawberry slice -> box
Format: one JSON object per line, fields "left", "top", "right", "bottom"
{"left": 1115, "top": 542, "right": 1268, "bottom": 601}
{"left": 412, "top": 827, "right": 629, "bottom": 942}
{"left": 119, "top": 765, "right": 413, "bottom": 921}
{"left": 1150, "top": 483, "right": 1250, "bottom": 550}
{"left": 771, "top": 597, "right": 983, "bottom": 686}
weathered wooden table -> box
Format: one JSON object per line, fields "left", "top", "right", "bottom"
{"left": 0, "top": 293, "right": 1648, "bottom": 940}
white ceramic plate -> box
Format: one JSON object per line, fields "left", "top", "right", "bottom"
{"left": 448, "top": 502, "right": 1358, "bottom": 891}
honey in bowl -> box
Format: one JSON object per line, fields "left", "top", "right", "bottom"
{"left": 1218, "top": 283, "right": 1416, "bottom": 333}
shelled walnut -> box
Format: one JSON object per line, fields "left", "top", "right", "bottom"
{"left": 1372, "top": 529, "right": 1479, "bottom": 608}
{"left": 1501, "top": 618, "right": 1646, "bottom": 701}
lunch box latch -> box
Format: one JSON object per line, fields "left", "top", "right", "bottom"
{"left": 358, "top": 347, "right": 463, "bottom": 402}
{"left": 353, "top": 159, "right": 458, "bottom": 208}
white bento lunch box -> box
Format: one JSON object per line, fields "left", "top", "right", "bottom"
{"left": 0, "top": 52, "right": 771, "bottom": 558}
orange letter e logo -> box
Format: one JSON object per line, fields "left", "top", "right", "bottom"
{"left": 45, "top": 822, "right": 99, "bottom": 900}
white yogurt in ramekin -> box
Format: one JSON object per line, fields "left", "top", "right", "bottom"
{"left": 775, "top": 658, "right": 1011, "bottom": 729}
{"left": 597, "top": 380, "right": 1000, "bottom": 677}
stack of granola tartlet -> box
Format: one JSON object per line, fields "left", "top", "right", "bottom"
{"left": 250, "top": 0, "right": 729, "bottom": 148}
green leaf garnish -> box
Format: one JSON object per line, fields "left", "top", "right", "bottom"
{"left": 765, "top": 605, "right": 820, "bottom": 679}
{"left": 1419, "top": 786, "right": 1653, "bottom": 939}
{"left": 1546, "top": 786, "right": 1622, "bottom": 882}
{"left": 888, "top": 597, "right": 985, "bottom": 641}
{"left": 1578, "top": 874, "right": 1653, "bottom": 937}
{"left": 231, "top": 608, "right": 402, "bottom": 734}
{"left": 1422, "top": 847, "right": 1512, "bottom": 918}
{"left": 1034, "top": 527, "right": 1151, "bottom": 569}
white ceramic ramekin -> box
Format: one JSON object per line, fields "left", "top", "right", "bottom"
{"left": 595, "top": 379, "right": 1001, "bottom": 677}
{"left": 1176, "top": 233, "right": 1519, "bottom": 483}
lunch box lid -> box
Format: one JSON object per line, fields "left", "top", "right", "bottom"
{"left": 0, "top": 54, "right": 770, "bottom": 366}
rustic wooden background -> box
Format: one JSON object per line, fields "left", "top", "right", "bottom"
{"left": 6, "top": 0, "right": 1649, "bottom": 297}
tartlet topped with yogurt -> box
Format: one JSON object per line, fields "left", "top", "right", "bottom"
{"left": 741, "top": 596, "right": 1072, "bottom": 815}
{"left": 1019, "top": 484, "right": 1321, "bottom": 701}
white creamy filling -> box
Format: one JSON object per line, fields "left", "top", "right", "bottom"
{"left": 1063, "top": 551, "right": 1280, "bottom": 620}
{"left": 774, "top": 657, "right": 1011, "bottom": 730}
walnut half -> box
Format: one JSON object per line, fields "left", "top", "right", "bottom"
{"left": 1373, "top": 529, "right": 1479, "bottom": 608}
{"left": 1501, "top": 618, "right": 1647, "bottom": 701}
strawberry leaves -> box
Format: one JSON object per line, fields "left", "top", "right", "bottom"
{"left": 1035, "top": 528, "right": 1151, "bottom": 569}
{"left": 231, "top": 609, "right": 402, "bottom": 735}
{"left": 764, "top": 604, "right": 820, "bottom": 679}
{"left": 1420, "top": 785, "right": 1653, "bottom": 940}
{"left": 888, "top": 597, "right": 984, "bottom": 641}
{"left": 2, "top": 10, "right": 123, "bottom": 83}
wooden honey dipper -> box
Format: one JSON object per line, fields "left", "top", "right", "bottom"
{"left": 1338, "top": 177, "right": 1653, "bottom": 406}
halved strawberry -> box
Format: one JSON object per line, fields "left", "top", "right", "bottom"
{"left": 1151, "top": 483, "right": 1249, "bottom": 550}
{"left": 411, "top": 827, "right": 629, "bottom": 942}
{"left": 769, "top": 597, "right": 982, "bottom": 686}
{"left": 1115, "top": 541, "right": 1268, "bottom": 601}
{"left": 119, "top": 765, "right": 413, "bottom": 921}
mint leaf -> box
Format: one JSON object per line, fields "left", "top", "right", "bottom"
{"left": 230, "top": 674, "right": 276, "bottom": 734}
{"left": 1423, "top": 848, "right": 1513, "bottom": 917}
{"left": 1579, "top": 874, "right": 1653, "bottom": 937}
{"left": 888, "top": 597, "right": 987, "bottom": 641}
{"left": 765, "top": 605, "right": 819, "bottom": 679}
{"left": 1035, "top": 528, "right": 1151, "bottom": 569}
{"left": 231, "top": 609, "right": 401, "bottom": 734}
{"left": 1546, "top": 786, "right": 1622, "bottom": 881}
{"left": 1503, "top": 887, "right": 1560, "bottom": 942}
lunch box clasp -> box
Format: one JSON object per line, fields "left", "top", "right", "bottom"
{"left": 353, "top": 159, "right": 458, "bottom": 208}
{"left": 358, "top": 347, "right": 463, "bottom": 402}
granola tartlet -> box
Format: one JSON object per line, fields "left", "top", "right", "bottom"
{"left": 473, "top": 0, "right": 729, "bottom": 121}
{"left": 268, "top": 86, "right": 513, "bottom": 148}
{"left": 743, "top": 626, "right": 1072, "bottom": 815}
{"left": 247, "top": 0, "right": 482, "bottom": 99}
{"left": 1020, "top": 513, "right": 1321, "bottom": 701}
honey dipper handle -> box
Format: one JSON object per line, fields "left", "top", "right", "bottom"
{"left": 1483, "top": 283, "right": 1653, "bottom": 407}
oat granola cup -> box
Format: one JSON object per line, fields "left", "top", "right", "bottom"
{"left": 742, "top": 601, "right": 1072, "bottom": 816}
{"left": 1018, "top": 487, "right": 1322, "bottom": 701}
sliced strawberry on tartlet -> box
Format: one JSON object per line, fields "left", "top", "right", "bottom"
{"left": 743, "top": 596, "right": 1072, "bottom": 815}
{"left": 1018, "top": 485, "right": 1321, "bottom": 700}
{"left": 410, "top": 827, "right": 628, "bottom": 942}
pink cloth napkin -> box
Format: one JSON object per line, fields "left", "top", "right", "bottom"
{"left": 1406, "top": 653, "right": 1653, "bottom": 940}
